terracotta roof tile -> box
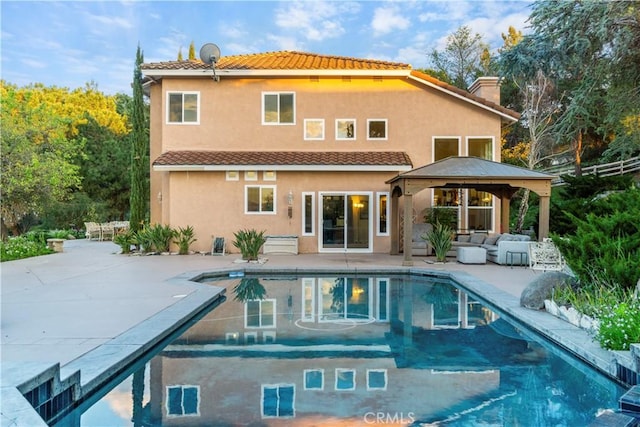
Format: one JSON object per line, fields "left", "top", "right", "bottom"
{"left": 142, "top": 51, "right": 411, "bottom": 71}
{"left": 153, "top": 151, "right": 412, "bottom": 167}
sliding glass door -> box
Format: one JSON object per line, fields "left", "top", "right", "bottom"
{"left": 320, "top": 193, "right": 370, "bottom": 252}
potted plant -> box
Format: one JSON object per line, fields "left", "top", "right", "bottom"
{"left": 173, "top": 225, "right": 197, "bottom": 255}
{"left": 233, "top": 229, "right": 266, "bottom": 261}
{"left": 425, "top": 222, "right": 453, "bottom": 263}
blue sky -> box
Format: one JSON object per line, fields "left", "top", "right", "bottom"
{"left": 1, "top": 1, "right": 532, "bottom": 95}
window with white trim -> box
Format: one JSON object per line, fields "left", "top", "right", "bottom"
{"left": 262, "top": 384, "right": 295, "bottom": 418}
{"left": 167, "top": 92, "right": 199, "bottom": 124}
{"left": 263, "top": 92, "right": 295, "bottom": 124}
{"left": 468, "top": 137, "right": 493, "bottom": 160}
{"left": 304, "top": 369, "right": 324, "bottom": 390}
{"left": 166, "top": 385, "right": 199, "bottom": 416}
{"left": 245, "top": 171, "right": 258, "bottom": 181}
{"left": 263, "top": 171, "right": 276, "bottom": 181}
{"left": 245, "top": 185, "right": 275, "bottom": 214}
{"left": 301, "top": 278, "right": 315, "bottom": 321}
{"left": 367, "top": 119, "right": 387, "bottom": 140}
{"left": 336, "top": 119, "right": 356, "bottom": 140}
{"left": 367, "top": 369, "right": 387, "bottom": 390}
{"left": 304, "top": 119, "right": 325, "bottom": 140}
{"left": 226, "top": 171, "right": 239, "bottom": 181}
{"left": 302, "top": 192, "right": 315, "bottom": 236}
{"left": 335, "top": 369, "right": 356, "bottom": 390}
{"left": 377, "top": 192, "right": 389, "bottom": 236}
{"left": 245, "top": 299, "right": 276, "bottom": 328}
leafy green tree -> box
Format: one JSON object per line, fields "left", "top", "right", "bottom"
{"left": 428, "top": 25, "right": 489, "bottom": 89}
{"left": 129, "top": 45, "right": 149, "bottom": 233}
{"left": 1, "top": 81, "right": 126, "bottom": 237}
{"left": 499, "top": 1, "right": 640, "bottom": 168}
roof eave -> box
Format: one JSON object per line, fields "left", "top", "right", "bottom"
{"left": 141, "top": 69, "right": 411, "bottom": 78}
{"left": 153, "top": 164, "right": 413, "bottom": 172}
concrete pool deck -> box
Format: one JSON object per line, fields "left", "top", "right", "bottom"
{"left": 0, "top": 239, "right": 635, "bottom": 425}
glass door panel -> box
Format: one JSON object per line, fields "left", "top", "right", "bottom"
{"left": 321, "top": 193, "right": 370, "bottom": 251}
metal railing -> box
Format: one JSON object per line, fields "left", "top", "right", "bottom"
{"left": 544, "top": 156, "right": 640, "bottom": 185}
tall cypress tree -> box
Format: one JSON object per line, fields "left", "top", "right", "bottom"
{"left": 129, "top": 45, "right": 148, "bottom": 232}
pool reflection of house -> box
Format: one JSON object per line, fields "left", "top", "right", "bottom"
{"left": 148, "top": 276, "right": 527, "bottom": 425}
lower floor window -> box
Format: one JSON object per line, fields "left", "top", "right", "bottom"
{"left": 262, "top": 384, "right": 295, "bottom": 417}
{"left": 246, "top": 185, "right": 275, "bottom": 213}
{"left": 166, "top": 385, "right": 199, "bottom": 416}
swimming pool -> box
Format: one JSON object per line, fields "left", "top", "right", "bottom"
{"left": 56, "top": 273, "right": 625, "bottom": 426}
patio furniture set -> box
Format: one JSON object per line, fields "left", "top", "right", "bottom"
{"left": 411, "top": 223, "right": 566, "bottom": 271}
{"left": 84, "top": 221, "right": 130, "bottom": 241}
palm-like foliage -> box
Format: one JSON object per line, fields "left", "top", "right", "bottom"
{"left": 233, "top": 229, "right": 266, "bottom": 261}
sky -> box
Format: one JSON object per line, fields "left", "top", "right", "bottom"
{"left": 1, "top": 1, "right": 532, "bottom": 95}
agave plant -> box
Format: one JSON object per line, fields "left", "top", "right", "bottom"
{"left": 232, "top": 229, "right": 266, "bottom": 261}
{"left": 173, "top": 225, "right": 197, "bottom": 255}
{"left": 425, "top": 222, "right": 453, "bottom": 263}
{"left": 233, "top": 277, "right": 267, "bottom": 302}
{"left": 113, "top": 229, "right": 135, "bottom": 254}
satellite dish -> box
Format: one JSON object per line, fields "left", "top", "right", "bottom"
{"left": 199, "top": 43, "right": 221, "bottom": 81}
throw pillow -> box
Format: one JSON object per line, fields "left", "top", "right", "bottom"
{"left": 483, "top": 234, "right": 500, "bottom": 245}
{"left": 470, "top": 233, "right": 486, "bottom": 244}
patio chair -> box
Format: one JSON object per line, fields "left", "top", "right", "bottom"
{"left": 100, "top": 222, "right": 115, "bottom": 241}
{"left": 84, "top": 222, "right": 102, "bottom": 240}
{"left": 528, "top": 239, "right": 566, "bottom": 272}
{"left": 212, "top": 237, "right": 225, "bottom": 255}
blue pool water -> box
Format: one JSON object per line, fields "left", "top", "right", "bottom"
{"left": 55, "top": 274, "right": 625, "bottom": 426}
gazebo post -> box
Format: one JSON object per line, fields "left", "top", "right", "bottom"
{"left": 500, "top": 193, "right": 510, "bottom": 234}
{"left": 538, "top": 195, "right": 550, "bottom": 240}
{"left": 390, "top": 190, "right": 400, "bottom": 255}
{"left": 402, "top": 192, "right": 414, "bottom": 266}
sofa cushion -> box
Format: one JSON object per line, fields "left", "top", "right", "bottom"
{"left": 456, "top": 234, "right": 471, "bottom": 243}
{"left": 483, "top": 234, "right": 500, "bottom": 245}
{"left": 497, "top": 233, "right": 515, "bottom": 243}
{"left": 412, "top": 223, "right": 432, "bottom": 242}
{"left": 469, "top": 233, "right": 486, "bottom": 244}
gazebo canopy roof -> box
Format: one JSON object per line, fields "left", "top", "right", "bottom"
{"left": 387, "top": 156, "right": 554, "bottom": 183}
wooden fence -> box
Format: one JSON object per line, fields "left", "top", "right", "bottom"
{"left": 543, "top": 156, "right": 640, "bottom": 186}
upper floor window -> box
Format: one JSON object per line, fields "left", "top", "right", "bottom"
{"left": 434, "top": 137, "right": 460, "bottom": 161}
{"left": 167, "top": 92, "right": 199, "bottom": 124}
{"left": 468, "top": 137, "right": 494, "bottom": 160}
{"left": 336, "top": 119, "right": 356, "bottom": 140}
{"left": 367, "top": 119, "right": 387, "bottom": 140}
{"left": 166, "top": 385, "right": 199, "bottom": 417}
{"left": 263, "top": 92, "right": 295, "bottom": 124}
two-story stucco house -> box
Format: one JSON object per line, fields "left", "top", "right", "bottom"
{"left": 141, "top": 51, "right": 520, "bottom": 255}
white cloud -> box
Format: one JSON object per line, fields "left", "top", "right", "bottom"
{"left": 266, "top": 34, "right": 304, "bottom": 52}
{"left": 85, "top": 13, "right": 134, "bottom": 30}
{"left": 274, "top": 1, "right": 360, "bottom": 42}
{"left": 371, "top": 6, "right": 411, "bottom": 36}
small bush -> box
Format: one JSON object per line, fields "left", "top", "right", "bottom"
{"left": 233, "top": 229, "right": 266, "bottom": 261}
{"left": 425, "top": 222, "right": 453, "bottom": 262}
{"left": 173, "top": 225, "right": 197, "bottom": 255}
{"left": 594, "top": 300, "right": 640, "bottom": 350}
{"left": 0, "top": 236, "right": 53, "bottom": 262}
{"left": 113, "top": 230, "right": 135, "bottom": 254}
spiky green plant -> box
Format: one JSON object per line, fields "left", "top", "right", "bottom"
{"left": 232, "top": 229, "right": 266, "bottom": 261}
{"left": 425, "top": 222, "right": 453, "bottom": 262}
{"left": 173, "top": 225, "right": 197, "bottom": 255}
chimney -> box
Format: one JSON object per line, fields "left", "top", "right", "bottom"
{"left": 469, "top": 77, "right": 501, "bottom": 105}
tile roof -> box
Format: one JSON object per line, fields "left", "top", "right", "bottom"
{"left": 153, "top": 150, "right": 412, "bottom": 167}
{"left": 393, "top": 156, "right": 554, "bottom": 180}
{"left": 142, "top": 51, "right": 411, "bottom": 71}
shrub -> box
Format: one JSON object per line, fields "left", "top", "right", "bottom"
{"left": 113, "top": 230, "right": 135, "bottom": 254}
{"left": 553, "top": 188, "right": 640, "bottom": 292}
{"left": 134, "top": 224, "right": 175, "bottom": 253}
{"left": 0, "top": 236, "right": 53, "bottom": 262}
{"left": 594, "top": 300, "right": 640, "bottom": 350}
{"left": 233, "top": 229, "right": 266, "bottom": 261}
{"left": 425, "top": 222, "right": 453, "bottom": 263}
{"left": 173, "top": 225, "right": 197, "bottom": 255}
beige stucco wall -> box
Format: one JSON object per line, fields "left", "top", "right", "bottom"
{"left": 149, "top": 75, "right": 505, "bottom": 254}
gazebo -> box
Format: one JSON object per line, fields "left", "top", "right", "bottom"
{"left": 386, "top": 157, "right": 556, "bottom": 266}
